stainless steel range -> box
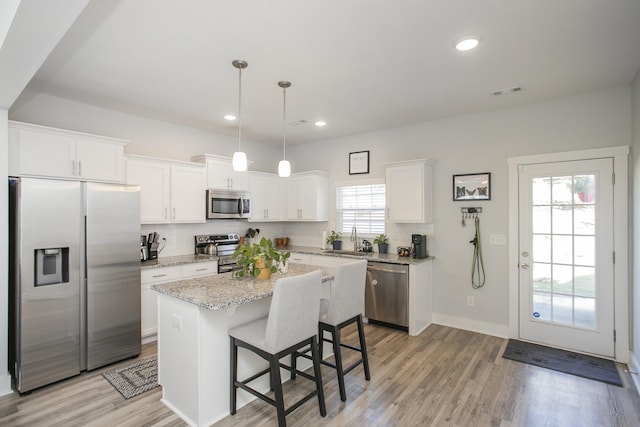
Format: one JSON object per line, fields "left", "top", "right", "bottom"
{"left": 195, "top": 234, "right": 241, "bottom": 273}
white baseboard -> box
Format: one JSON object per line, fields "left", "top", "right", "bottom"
{"left": 142, "top": 333, "right": 157, "bottom": 345}
{"left": 0, "top": 373, "right": 13, "bottom": 397}
{"left": 431, "top": 312, "right": 511, "bottom": 339}
{"left": 629, "top": 351, "right": 640, "bottom": 392}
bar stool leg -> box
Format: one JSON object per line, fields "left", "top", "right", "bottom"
{"left": 270, "top": 356, "right": 286, "bottom": 427}
{"left": 357, "top": 315, "right": 371, "bottom": 381}
{"left": 310, "top": 336, "right": 327, "bottom": 416}
{"left": 318, "top": 325, "right": 325, "bottom": 360}
{"left": 330, "top": 325, "right": 347, "bottom": 401}
{"left": 230, "top": 337, "right": 238, "bottom": 414}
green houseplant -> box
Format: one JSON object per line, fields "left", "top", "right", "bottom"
{"left": 326, "top": 230, "right": 343, "bottom": 250}
{"left": 232, "top": 237, "right": 290, "bottom": 279}
{"left": 573, "top": 175, "right": 594, "bottom": 202}
{"left": 373, "top": 233, "right": 389, "bottom": 254}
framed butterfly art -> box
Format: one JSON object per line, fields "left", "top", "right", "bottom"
{"left": 453, "top": 173, "right": 491, "bottom": 201}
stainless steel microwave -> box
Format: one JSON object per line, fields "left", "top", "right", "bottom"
{"left": 206, "top": 189, "right": 251, "bottom": 219}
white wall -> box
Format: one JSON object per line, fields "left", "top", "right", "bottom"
{"left": 9, "top": 90, "right": 282, "bottom": 172}
{"left": 288, "top": 86, "right": 632, "bottom": 334}
{"left": 630, "top": 71, "right": 640, "bottom": 386}
{"left": 0, "top": 110, "right": 10, "bottom": 395}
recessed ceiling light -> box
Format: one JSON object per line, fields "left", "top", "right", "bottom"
{"left": 455, "top": 37, "right": 479, "bottom": 51}
{"left": 314, "top": 121, "right": 327, "bottom": 127}
{"left": 224, "top": 114, "right": 237, "bottom": 121}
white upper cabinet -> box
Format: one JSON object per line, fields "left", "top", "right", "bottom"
{"left": 126, "top": 155, "right": 206, "bottom": 224}
{"left": 286, "top": 171, "right": 329, "bottom": 221}
{"left": 191, "top": 154, "right": 250, "bottom": 191}
{"left": 249, "top": 172, "right": 284, "bottom": 222}
{"left": 8, "top": 121, "right": 126, "bottom": 182}
{"left": 385, "top": 159, "right": 433, "bottom": 223}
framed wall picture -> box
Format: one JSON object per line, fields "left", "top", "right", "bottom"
{"left": 349, "top": 150, "right": 370, "bottom": 175}
{"left": 453, "top": 172, "right": 491, "bottom": 201}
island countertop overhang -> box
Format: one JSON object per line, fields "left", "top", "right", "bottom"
{"left": 151, "top": 264, "right": 334, "bottom": 310}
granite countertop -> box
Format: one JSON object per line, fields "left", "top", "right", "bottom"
{"left": 285, "top": 245, "right": 434, "bottom": 265}
{"left": 141, "top": 254, "right": 218, "bottom": 270}
{"left": 152, "top": 263, "right": 334, "bottom": 310}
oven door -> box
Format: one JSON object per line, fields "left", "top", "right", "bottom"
{"left": 206, "top": 190, "right": 251, "bottom": 219}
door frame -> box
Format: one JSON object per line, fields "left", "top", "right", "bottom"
{"left": 508, "top": 146, "right": 629, "bottom": 362}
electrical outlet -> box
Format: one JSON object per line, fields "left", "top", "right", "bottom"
{"left": 467, "top": 296, "right": 475, "bottom": 307}
{"left": 489, "top": 234, "right": 506, "bottom": 245}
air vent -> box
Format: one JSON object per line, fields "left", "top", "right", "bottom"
{"left": 491, "top": 86, "right": 523, "bottom": 96}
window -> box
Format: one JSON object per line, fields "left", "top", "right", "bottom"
{"left": 336, "top": 181, "right": 385, "bottom": 235}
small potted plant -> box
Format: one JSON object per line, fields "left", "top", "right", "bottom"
{"left": 232, "top": 237, "right": 290, "bottom": 279}
{"left": 326, "top": 230, "right": 343, "bottom": 250}
{"left": 373, "top": 233, "right": 389, "bottom": 254}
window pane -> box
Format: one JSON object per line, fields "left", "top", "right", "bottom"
{"left": 574, "top": 266, "right": 595, "bottom": 298}
{"left": 573, "top": 174, "right": 595, "bottom": 205}
{"left": 532, "top": 177, "right": 550, "bottom": 205}
{"left": 574, "top": 205, "right": 595, "bottom": 235}
{"left": 552, "top": 205, "right": 572, "bottom": 235}
{"left": 336, "top": 183, "right": 385, "bottom": 235}
{"left": 574, "top": 236, "right": 595, "bottom": 267}
{"left": 574, "top": 297, "right": 596, "bottom": 329}
{"left": 532, "top": 292, "right": 551, "bottom": 321}
{"left": 532, "top": 206, "right": 550, "bottom": 234}
{"left": 552, "top": 176, "right": 572, "bottom": 204}
{"left": 552, "top": 293, "right": 573, "bottom": 325}
{"left": 532, "top": 234, "right": 551, "bottom": 263}
{"left": 532, "top": 262, "right": 551, "bottom": 293}
{"left": 552, "top": 235, "right": 572, "bottom": 265}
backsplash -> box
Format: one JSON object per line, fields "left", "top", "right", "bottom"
{"left": 141, "top": 221, "right": 287, "bottom": 257}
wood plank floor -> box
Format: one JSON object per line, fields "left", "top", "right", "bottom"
{"left": 1, "top": 324, "right": 639, "bottom": 426}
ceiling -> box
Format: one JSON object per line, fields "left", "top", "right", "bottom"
{"left": 16, "top": 0, "right": 640, "bottom": 146}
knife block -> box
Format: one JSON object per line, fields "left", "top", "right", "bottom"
{"left": 148, "top": 242, "right": 159, "bottom": 260}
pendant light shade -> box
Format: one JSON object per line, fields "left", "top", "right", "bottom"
{"left": 278, "top": 80, "right": 292, "bottom": 177}
{"left": 232, "top": 60, "right": 248, "bottom": 172}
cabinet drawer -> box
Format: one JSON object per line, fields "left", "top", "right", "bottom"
{"left": 288, "top": 253, "right": 311, "bottom": 264}
{"left": 182, "top": 261, "right": 218, "bottom": 278}
{"left": 141, "top": 266, "right": 182, "bottom": 284}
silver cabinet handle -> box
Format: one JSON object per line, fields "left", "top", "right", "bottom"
{"left": 173, "top": 207, "right": 176, "bottom": 219}
{"left": 230, "top": 178, "right": 233, "bottom": 188}
{"left": 78, "top": 160, "right": 82, "bottom": 176}
{"left": 152, "top": 273, "right": 167, "bottom": 278}
{"left": 195, "top": 268, "right": 207, "bottom": 272}
{"left": 164, "top": 208, "right": 168, "bottom": 219}
{"left": 521, "top": 263, "right": 530, "bottom": 269}
{"left": 72, "top": 160, "right": 76, "bottom": 176}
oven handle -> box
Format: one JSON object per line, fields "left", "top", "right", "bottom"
{"left": 219, "top": 264, "right": 238, "bottom": 274}
{"left": 237, "top": 198, "right": 242, "bottom": 216}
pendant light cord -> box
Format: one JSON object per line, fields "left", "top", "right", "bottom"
{"left": 237, "top": 67, "right": 243, "bottom": 152}
{"left": 282, "top": 86, "right": 286, "bottom": 160}
{"left": 470, "top": 217, "right": 486, "bottom": 289}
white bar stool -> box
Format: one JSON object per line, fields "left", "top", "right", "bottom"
{"left": 229, "top": 270, "right": 326, "bottom": 427}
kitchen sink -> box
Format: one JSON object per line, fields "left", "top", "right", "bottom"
{"left": 322, "top": 249, "right": 374, "bottom": 256}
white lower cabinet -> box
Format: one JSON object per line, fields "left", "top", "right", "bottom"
{"left": 141, "top": 262, "right": 217, "bottom": 341}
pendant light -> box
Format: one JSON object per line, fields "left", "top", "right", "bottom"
{"left": 232, "top": 60, "right": 248, "bottom": 172}
{"left": 277, "top": 80, "right": 291, "bottom": 177}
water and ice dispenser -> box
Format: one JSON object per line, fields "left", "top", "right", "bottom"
{"left": 34, "top": 248, "right": 69, "bottom": 286}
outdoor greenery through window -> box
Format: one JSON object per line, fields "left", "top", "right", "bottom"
{"left": 336, "top": 182, "right": 385, "bottom": 235}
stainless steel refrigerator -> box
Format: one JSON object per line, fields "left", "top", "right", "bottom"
{"left": 8, "top": 177, "right": 141, "bottom": 393}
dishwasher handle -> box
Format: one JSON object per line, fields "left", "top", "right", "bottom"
{"left": 367, "top": 265, "right": 408, "bottom": 274}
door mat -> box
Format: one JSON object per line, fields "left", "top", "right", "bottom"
{"left": 102, "top": 356, "right": 159, "bottom": 399}
{"left": 502, "top": 340, "right": 622, "bottom": 387}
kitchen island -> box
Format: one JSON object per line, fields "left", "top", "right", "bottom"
{"left": 152, "top": 264, "right": 334, "bottom": 427}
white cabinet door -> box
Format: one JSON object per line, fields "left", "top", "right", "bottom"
{"left": 386, "top": 160, "right": 433, "bottom": 223}
{"left": 249, "top": 172, "right": 283, "bottom": 221}
{"left": 13, "top": 128, "right": 76, "bottom": 178}
{"left": 76, "top": 138, "right": 124, "bottom": 182}
{"left": 171, "top": 164, "right": 206, "bottom": 223}
{"left": 126, "top": 159, "right": 171, "bottom": 223}
{"left": 9, "top": 122, "right": 126, "bottom": 182}
{"left": 194, "top": 154, "right": 250, "bottom": 191}
{"left": 141, "top": 266, "right": 182, "bottom": 339}
{"left": 286, "top": 172, "right": 328, "bottom": 221}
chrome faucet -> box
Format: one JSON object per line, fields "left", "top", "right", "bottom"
{"left": 351, "top": 226, "right": 360, "bottom": 252}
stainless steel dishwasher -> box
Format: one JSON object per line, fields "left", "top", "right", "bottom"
{"left": 365, "top": 262, "right": 409, "bottom": 329}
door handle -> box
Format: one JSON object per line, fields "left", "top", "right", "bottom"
{"left": 520, "top": 263, "right": 530, "bottom": 269}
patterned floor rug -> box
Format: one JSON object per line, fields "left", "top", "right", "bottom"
{"left": 502, "top": 340, "right": 622, "bottom": 386}
{"left": 102, "top": 356, "right": 159, "bottom": 399}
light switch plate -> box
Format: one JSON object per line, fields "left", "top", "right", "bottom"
{"left": 489, "top": 234, "right": 506, "bottom": 245}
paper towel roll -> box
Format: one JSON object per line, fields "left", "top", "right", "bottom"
{"left": 321, "top": 231, "right": 327, "bottom": 249}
